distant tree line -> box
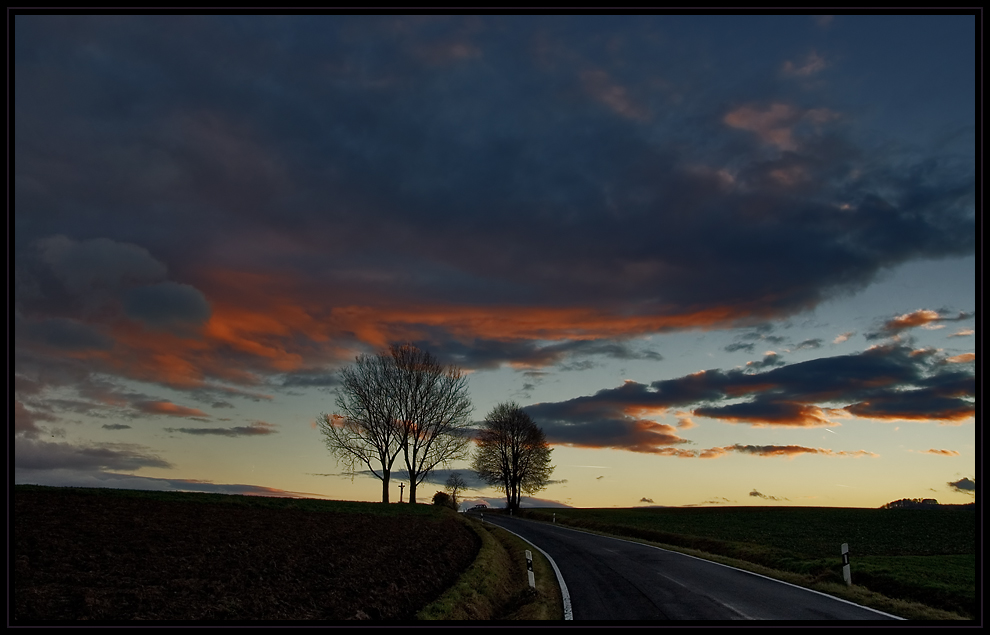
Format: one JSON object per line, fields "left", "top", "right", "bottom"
{"left": 880, "top": 498, "right": 941, "bottom": 509}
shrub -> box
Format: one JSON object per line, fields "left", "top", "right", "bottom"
{"left": 432, "top": 491, "right": 457, "bottom": 510}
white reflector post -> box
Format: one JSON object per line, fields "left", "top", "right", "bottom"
{"left": 526, "top": 549, "right": 535, "bottom": 588}
{"left": 841, "top": 543, "right": 851, "bottom": 586}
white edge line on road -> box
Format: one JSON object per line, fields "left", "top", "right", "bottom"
{"left": 483, "top": 520, "right": 573, "bottom": 620}
{"left": 518, "top": 518, "right": 906, "bottom": 621}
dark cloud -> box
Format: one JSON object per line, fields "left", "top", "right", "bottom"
{"left": 14, "top": 469, "right": 323, "bottom": 498}
{"left": 844, "top": 387, "right": 974, "bottom": 422}
{"left": 717, "top": 444, "right": 877, "bottom": 459}
{"left": 14, "top": 400, "right": 58, "bottom": 438}
{"left": 123, "top": 281, "right": 211, "bottom": 332}
{"left": 21, "top": 317, "right": 114, "bottom": 351}
{"left": 15, "top": 439, "right": 173, "bottom": 471}
{"left": 276, "top": 371, "right": 340, "bottom": 389}
{"left": 947, "top": 477, "right": 975, "bottom": 495}
{"left": 526, "top": 398, "right": 690, "bottom": 454}
{"left": 724, "top": 342, "right": 755, "bottom": 353}
{"left": 34, "top": 235, "right": 167, "bottom": 295}
{"left": 102, "top": 423, "right": 132, "bottom": 430}
{"left": 525, "top": 343, "right": 972, "bottom": 453}
{"left": 685, "top": 497, "right": 734, "bottom": 507}
{"left": 416, "top": 337, "right": 662, "bottom": 371}
{"left": 12, "top": 16, "right": 974, "bottom": 482}
{"left": 795, "top": 338, "right": 822, "bottom": 350}
{"left": 745, "top": 351, "right": 786, "bottom": 370}
{"left": 14, "top": 17, "right": 973, "bottom": 342}
{"left": 164, "top": 421, "right": 277, "bottom": 437}
{"left": 749, "top": 489, "right": 786, "bottom": 501}
{"left": 694, "top": 400, "right": 831, "bottom": 427}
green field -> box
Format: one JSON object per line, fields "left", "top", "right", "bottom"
{"left": 516, "top": 505, "right": 976, "bottom": 619}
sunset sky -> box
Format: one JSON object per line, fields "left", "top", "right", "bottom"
{"left": 14, "top": 14, "right": 976, "bottom": 509}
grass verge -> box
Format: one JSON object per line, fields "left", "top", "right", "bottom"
{"left": 416, "top": 514, "right": 564, "bottom": 621}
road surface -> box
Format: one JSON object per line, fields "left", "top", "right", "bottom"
{"left": 472, "top": 512, "right": 902, "bottom": 621}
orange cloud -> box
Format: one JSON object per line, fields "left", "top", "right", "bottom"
{"left": 651, "top": 447, "right": 698, "bottom": 459}
{"left": 658, "top": 444, "right": 878, "bottom": 459}
{"left": 674, "top": 411, "right": 696, "bottom": 429}
{"left": 723, "top": 103, "right": 799, "bottom": 151}
{"left": 581, "top": 69, "right": 650, "bottom": 121}
{"left": 134, "top": 400, "right": 209, "bottom": 418}
{"left": 24, "top": 262, "right": 829, "bottom": 392}
{"left": 782, "top": 51, "right": 827, "bottom": 77}
{"left": 723, "top": 103, "right": 839, "bottom": 152}
{"left": 714, "top": 444, "right": 878, "bottom": 459}
{"left": 885, "top": 309, "right": 941, "bottom": 331}
{"left": 924, "top": 448, "right": 960, "bottom": 456}
{"left": 946, "top": 353, "right": 975, "bottom": 363}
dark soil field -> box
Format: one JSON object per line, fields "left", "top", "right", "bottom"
{"left": 14, "top": 486, "right": 480, "bottom": 623}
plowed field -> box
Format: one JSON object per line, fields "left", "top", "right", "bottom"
{"left": 14, "top": 487, "right": 480, "bottom": 622}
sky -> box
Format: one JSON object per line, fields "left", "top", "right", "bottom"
{"left": 13, "top": 13, "right": 977, "bottom": 509}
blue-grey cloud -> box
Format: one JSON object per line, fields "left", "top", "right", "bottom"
{"left": 14, "top": 400, "right": 58, "bottom": 438}
{"left": 123, "top": 281, "right": 211, "bottom": 332}
{"left": 525, "top": 343, "right": 974, "bottom": 452}
{"left": 14, "top": 16, "right": 974, "bottom": 328}
{"left": 724, "top": 342, "right": 755, "bottom": 353}
{"left": 33, "top": 235, "right": 167, "bottom": 294}
{"left": 12, "top": 16, "right": 975, "bottom": 445}
{"left": 164, "top": 421, "right": 277, "bottom": 437}
{"left": 15, "top": 438, "right": 173, "bottom": 471}
{"left": 416, "top": 337, "right": 662, "bottom": 370}
{"left": 947, "top": 477, "right": 975, "bottom": 495}
{"left": 22, "top": 316, "right": 114, "bottom": 351}
{"left": 14, "top": 469, "right": 324, "bottom": 498}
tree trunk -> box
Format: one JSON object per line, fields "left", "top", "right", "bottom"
{"left": 382, "top": 471, "right": 390, "bottom": 503}
{"left": 408, "top": 479, "right": 417, "bottom": 504}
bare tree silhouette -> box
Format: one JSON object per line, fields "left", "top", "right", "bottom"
{"left": 472, "top": 402, "right": 554, "bottom": 512}
{"left": 445, "top": 472, "right": 468, "bottom": 509}
{"left": 318, "top": 344, "right": 473, "bottom": 504}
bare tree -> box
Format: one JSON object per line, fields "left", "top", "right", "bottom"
{"left": 318, "top": 350, "right": 404, "bottom": 503}
{"left": 445, "top": 472, "right": 468, "bottom": 509}
{"left": 318, "top": 344, "right": 473, "bottom": 504}
{"left": 472, "top": 402, "right": 554, "bottom": 512}
{"left": 390, "top": 344, "right": 473, "bottom": 504}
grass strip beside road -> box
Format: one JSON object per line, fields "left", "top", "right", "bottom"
{"left": 417, "top": 514, "right": 564, "bottom": 621}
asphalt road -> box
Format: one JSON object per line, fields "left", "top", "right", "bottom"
{"left": 472, "top": 512, "right": 902, "bottom": 622}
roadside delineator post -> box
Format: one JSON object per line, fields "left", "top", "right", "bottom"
{"left": 525, "top": 550, "right": 535, "bottom": 589}
{"left": 553, "top": 513, "right": 556, "bottom": 524}
{"left": 841, "top": 543, "right": 851, "bottom": 586}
